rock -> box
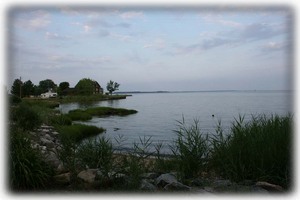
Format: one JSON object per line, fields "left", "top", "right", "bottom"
{"left": 213, "top": 179, "right": 233, "bottom": 187}
{"left": 52, "top": 131, "right": 59, "bottom": 135}
{"left": 40, "top": 137, "right": 52, "bottom": 145}
{"left": 54, "top": 172, "right": 71, "bottom": 185}
{"left": 140, "top": 179, "right": 157, "bottom": 191}
{"left": 44, "top": 134, "right": 54, "bottom": 141}
{"left": 141, "top": 172, "right": 159, "bottom": 179}
{"left": 45, "top": 151, "right": 60, "bottom": 168}
{"left": 77, "top": 169, "right": 98, "bottom": 183}
{"left": 41, "top": 124, "right": 53, "bottom": 129}
{"left": 255, "top": 181, "right": 283, "bottom": 192}
{"left": 155, "top": 173, "right": 178, "bottom": 188}
{"left": 164, "top": 182, "right": 191, "bottom": 191}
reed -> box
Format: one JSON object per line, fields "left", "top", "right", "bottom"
{"left": 209, "top": 114, "right": 292, "bottom": 189}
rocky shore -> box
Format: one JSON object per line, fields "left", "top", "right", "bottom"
{"left": 29, "top": 124, "right": 285, "bottom": 193}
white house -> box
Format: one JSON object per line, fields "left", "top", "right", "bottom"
{"left": 40, "top": 89, "right": 57, "bottom": 99}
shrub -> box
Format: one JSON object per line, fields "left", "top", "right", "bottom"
{"left": 209, "top": 114, "right": 292, "bottom": 189}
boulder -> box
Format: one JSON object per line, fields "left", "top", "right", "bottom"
{"left": 140, "top": 179, "right": 157, "bottom": 191}
{"left": 155, "top": 173, "right": 178, "bottom": 188}
{"left": 255, "top": 181, "right": 283, "bottom": 192}
{"left": 77, "top": 169, "right": 98, "bottom": 183}
{"left": 164, "top": 182, "right": 191, "bottom": 191}
{"left": 141, "top": 172, "right": 159, "bottom": 179}
{"left": 45, "top": 151, "right": 60, "bottom": 168}
{"left": 54, "top": 172, "right": 71, "bottom": 185}
{"left": 40, "top": 137, "right": 53, "bottom": 145}
{"left": 44, "top": 133, "right": 54, "bottom": 141}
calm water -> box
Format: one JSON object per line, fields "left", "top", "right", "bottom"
{"left": 58, "top": 91, "right": 293, "bottom": 154}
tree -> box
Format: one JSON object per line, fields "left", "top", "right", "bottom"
{"left": 106, "top": 80, "right": 120, "bottom": 95}
{"left": 22, "top": 80, "right": 35, "bottom": 97}
{"left": 58, "top": 82, "right": 70, "bottom": 96}
{"left": 75, "top": 78, "right": 95, "bottom": 95}
{"left": 11, "top": 79, "right": 23, "bottom": 98}
{"left": 38, "top": 79, "right": 57, "bottom": 93}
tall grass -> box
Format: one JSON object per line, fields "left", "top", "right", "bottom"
{"left": 9, "top": 127, "right": 54, "bottom": 190}
{"left": 171, "top": 118, "right": 209, "bottom": 179}
{"left": 210, "top": 114, "right": 292, "bottom": 189}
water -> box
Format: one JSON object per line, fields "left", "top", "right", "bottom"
{"left": 57, "top": 91, "right": 293, "bottom": 154}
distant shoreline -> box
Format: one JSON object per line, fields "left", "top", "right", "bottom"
{"left": 115, "top": 90, "right": 292, "bottom": 94}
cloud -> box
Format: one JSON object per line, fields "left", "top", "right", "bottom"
{"left": 83, "top": 25, "right": 91, "bottom": 33}
{"left": 45, "top": 32, "right": 71, "bottom": 40}
{"left": 143, "top": 39, "right": 166, "bottom": 50}
{"left": 202, "top": 14, "right": 242, "bottom": 28}
{"left": 238, "top": 23, "right": 282, "bottom": 41}
{"left": 167, "top": 21, "right": 286, "bottom": 56}
{"left": 120, "top": 11, "right": 143, "bottom": 19}
{"left": 260, "top": 41, "right": 286, "bottom": 53}
{"left": 16, "top": 9, "right": 51, "bottom": 30}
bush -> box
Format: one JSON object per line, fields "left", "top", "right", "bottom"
{"left": 171, "top": 119, "right": 209, "bottom": 179}
{"left": 9, "top": 127, "right": 53, "bottom": 190}
{"left": 209, "top": 114, "right": 292, "bottom": 189}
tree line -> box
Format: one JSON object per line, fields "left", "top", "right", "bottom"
{"left": 10, "top": 78, "right": 120, "bottom": 98}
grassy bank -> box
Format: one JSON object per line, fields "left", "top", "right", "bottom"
{"left": 66, "top": 107, "right": 138, "bottom": 121}
{"left": 56, "top": 124, "right": 105, "bottom": 142}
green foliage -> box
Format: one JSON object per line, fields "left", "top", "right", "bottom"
{"left": 209, "top": 114, "right": 292, "bottom": 189}
{"left": 11, "top": 102, "right": 42, "bottom": 131}
{"left": 106, "top": 80, "right": 120, "bottom": 95}
{"left": 50, "top": 114, "right": 72, "bottom": 126}
{"left": 9, "top": 94, "right": 22, "bottom": 104}
{"left": 171, "top": 118, "right": 209, "bottom": 179}
{"left": 39, "top": 79, "right": 57, "bottom": 93}
{"left": 22, "top": 80, "right": 35, "bottom": 97}
{"left": 9, "top": 126, "right": 53, "bottom": 190}
{"left": 77, "top": 137, "right": 114, "bottom": 176}
{"left": 75, "top": 78, "right": 95, "bottom": 96}
{"left": 11, "top": 78, "right": 22, "bottom": 98}
{"left": 58, "top": 81, "right": 70, "bottom": 96}
{"left": 57, "top": 124, "right": 105, "bottom": 142}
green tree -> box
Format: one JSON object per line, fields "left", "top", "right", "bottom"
{"left": 22, "top": 80, "right": 35, "bottom": 97}
{"left": 58, "top": 82, "right": 70, "bottom": 96}
{"left": 106, "top": 80, "right": 120, "bottom": 95}
{"left": 75, "top": 78, "right": 94, "bottom": 95}
{"left": 11, "top": 79, "right": 23, "bottom": 98}
{"left": 38, "top": 79, "right": 57, "bottom": 93}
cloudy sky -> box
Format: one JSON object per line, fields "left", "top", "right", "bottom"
{"left": 8, "top": 6, "right": 293, "bottom": 91}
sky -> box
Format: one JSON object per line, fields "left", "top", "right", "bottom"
{"left": 7, "top": 6, "right": 293, "bottom": 91}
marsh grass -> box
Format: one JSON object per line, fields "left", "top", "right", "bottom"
{"left": 66, "top": 107, "right": 138, "bottom": 121}
{"left": 209, "top": 114, "right": 292, "bottom": 189}
{"left": 59, "top": 94, "right": 127, "bottom": 103}
{"left": 57, "top": 124, "right": 105, "bottom": 142}
{"left": 171, "top": 118, "right": 210, "bottom": 180}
